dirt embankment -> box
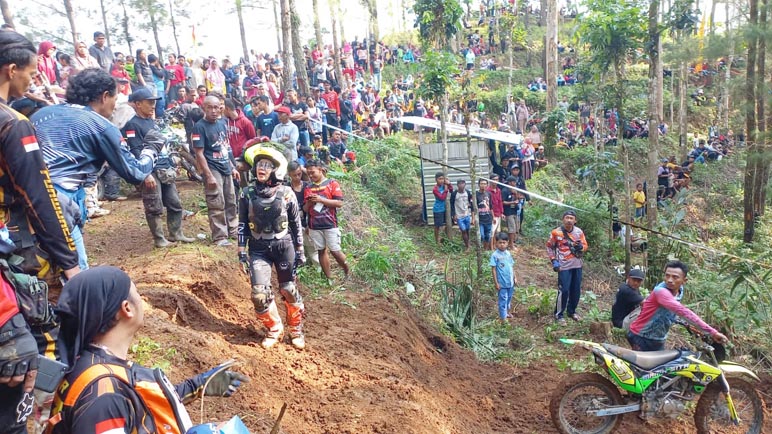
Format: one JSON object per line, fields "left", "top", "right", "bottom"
{"left": 83, "top": 183, "right": 763, "bottom": 433}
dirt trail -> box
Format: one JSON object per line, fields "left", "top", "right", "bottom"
{"left": 83, "top": 183, "right": 763, "bottom": 433}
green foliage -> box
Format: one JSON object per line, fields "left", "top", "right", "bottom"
{"left": 577, "top": 0, "right": 647, "bottom": 76}
{"left": 352, "top": 135, "right": 420, "bottom": 212}
{"left": 413, "top": 0, "right": 464, "bottom": 49}
{"left": 130, "top": 337, "right": 177, "bottom": 372}
{"left": 416, "top": 51, "right": 460, "bottom": 102}
{"left": 541, "top": 108, "right": 567, "bottom": 152}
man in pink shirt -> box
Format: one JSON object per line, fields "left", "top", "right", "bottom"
{"left": 628, "top": 260, "right": 728, "bottom": 351}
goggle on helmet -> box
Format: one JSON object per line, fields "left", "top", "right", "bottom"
{"left": 243, "top": 144, "right": 288, "bottom": 180}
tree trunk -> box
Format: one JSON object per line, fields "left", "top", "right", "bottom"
{"left": 743, "top": 0, "right": 759, "bottom": 243}
{"left": 524, "top": 6, "right": 531, "bottom": 68}
{"left": 312, "top": 0, "right": 323, "bottom": 47}
{"left": 623, "top": 144, "right": 632, "bottom": 273}
{"left": 99, "top": 0, "right": 110, "bottom": 46}
{"left": 0, "top": 0, "right": 14, "bottom": 28}
{"left": 63, "top": 0, "right": 78, "bottom": 49}
{"left": 279, "top": 0, "right": 293, "bottom": 92}
{"left": 149, "top": 7, "right": 163, "bottom": 61}
{"left": 545, "top": 0, "right": 558, "bottom": 111}
{"left": 647, "top": 0, "right": 660, "bottom": 226}
{"left": 678, "top": 59, "right": 687, "bottom": 152}
{"left": 290, "top": 0, "right": 310, "bottom": 96}
{"left": 329, "top": 0, "right": 343, "bottom": 86}
{"left": 235, "top": 0, "right": 250, "bottom": 64}
{"left": 367, "top": 0, "right": 379, "bottom": 42}
{"left": 753, "top": 0, "right": 768, "bottom": 215}
{"left": 655, "top": 37, "right": 663, "bottom": 121}
{"left": 465, "top": 114, "right": 483, "bottom": 278}
{"left": 121, "top": 0, "right": 133, "bottom": 54}
{"left": 709, "top": 0, "right": 717, "bottom": 35}
{"left": 540, "top": 0, "right": 547, "bottom": 26}
{"left": 441, "top": 94, "right": 452, "bottom": 240}
{"left": 273, "top": 0, "right": 282, "bottom": 55}
{"left": 169, "top": 0, "right": 181, "bottom": 55}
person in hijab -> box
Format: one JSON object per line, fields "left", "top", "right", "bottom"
{"left": 48, "top": 267, "right": 248, "bottom": 434}
{"left": 71, "top": 41, "right": 99, "bottom": 71}
{"left": 205, "top": 58, "right": 226, "bottom": 95}
{"left": 37, "top": 41, "right": 58, "bottom": 85}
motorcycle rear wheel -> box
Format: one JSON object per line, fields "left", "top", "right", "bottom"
{"left": 694, "top": 378, "right": 764, "bottom": 434}
{"left": 550, "top": 373, "right": 624, "bottom": 434}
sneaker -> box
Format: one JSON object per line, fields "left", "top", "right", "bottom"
{"left": 88, "top": 208, "right": 111, "bottom": 218}
{"left": 215, "top": 239, "right": 233, "bottom": 247}
{"left": 556, "top": 317, "right": 567, "bottom": 326}
{"left": 569, "top": 314, "right": 582, "bottom": 322}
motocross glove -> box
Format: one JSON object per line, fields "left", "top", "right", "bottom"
{"left": 202, "top": 368, "right": 249, "bottom": 397}
{"left": 551, "top": 259, "right": 560, "bottom": 272}
{"left": 238, "top": 252, "right": 249, "bottom": 275}
{"left": 0, "top": 314, "right": 39, "bottom": 389}
{"left": 294, "top": 249, "right": 306, "bottom": 269}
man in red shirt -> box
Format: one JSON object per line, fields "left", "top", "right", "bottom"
{"left": 165, "top": 53, "right": 185, "bottom": 103}
{"left": 320, "top": 81, "right": 340, "bottom": 143}
{"left": 311, "top": 44, "right": 324, "bottom": 63}
{"left": 223, "top": 97, "right": 256, "bottom": 160}
{"left": 487, "top": 174, "right": 504, "bottom": 247}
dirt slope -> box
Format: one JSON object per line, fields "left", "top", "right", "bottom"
{"left": 82, "top": 182, "right": 763, "bottom": 434}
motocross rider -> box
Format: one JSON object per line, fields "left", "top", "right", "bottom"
{"left": 628, "top": 260, "right": 728, "bottom": 351}
{"left": 238, "top": 145, "right": 306, "bottom": 349}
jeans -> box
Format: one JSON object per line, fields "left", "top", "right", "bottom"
{"left": 498, "top": 286, "right": 513, "bottom": 319}
{"left": 298, "top": 129, "right": 310, "bottom": 147}
{"left": 627, "top": 331, "right": 665, "bottom": 351}
{"left": 479, "top": 223, "right": 492, "bottom": 242}
{"left": 555, "top": 267, "right": 583, "bottom": 318}
{"left": 70, "top": 225, "right": 89, "bottom": 271}
{"left": 101, "top": 166, "right": 122, "bottom": 199}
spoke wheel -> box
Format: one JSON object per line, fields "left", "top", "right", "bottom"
{"left": 694, "top": 378, "right": 764, "bottom": 434}
{"left": 549, "top": 373, "right": 624, "bottom": 434}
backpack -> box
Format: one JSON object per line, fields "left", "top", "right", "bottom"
{"left": 622, "top": 305, "right": 641, "bottom": 331}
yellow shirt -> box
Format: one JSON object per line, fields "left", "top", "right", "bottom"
{"left": 633, "top": 191, "right": 646, "bottom": 208}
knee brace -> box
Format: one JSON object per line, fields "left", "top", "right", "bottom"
{"left": 250, "top": 284, "right": 274, "bottom": 312}
{"left": 278, "top": 281, "right": 303, "bottom": 304}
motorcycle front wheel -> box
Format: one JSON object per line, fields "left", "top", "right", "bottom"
{"left": 550, "top": 373, "right": 624, "bottom": 434}
{"left": 694, "top": 378, "right": 764, "bottom": 434}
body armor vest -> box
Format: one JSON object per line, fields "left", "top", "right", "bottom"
{"left": 246, "top": 185, "right": 290, "bottom": 239}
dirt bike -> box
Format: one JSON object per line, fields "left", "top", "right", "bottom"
{"left": 550, "top": 321, "right": 764, "bottom": 434}
{"left": 156, "top": 111, "right": 203, "bottom": 183}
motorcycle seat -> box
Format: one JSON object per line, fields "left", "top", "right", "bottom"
{"left": 602, "top": 343, "right": 681, "bottom": 370}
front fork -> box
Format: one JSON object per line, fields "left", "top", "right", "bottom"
{"left": 717, "top": 372, "right": 740, "bottom": 425}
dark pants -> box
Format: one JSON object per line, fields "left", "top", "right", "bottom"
{"left": 627, "top": 331, "right": 665, "bottom": 351}
{"left": 142, "top": 173, "right": 182, "bottom": 216}
{"left": 0, "top": 384, "right": 31, "bottom": 433}
{"left": 101, "top": 167, "right": 122, "bottom": 199}
{"left": 555, "top": 267, "right": 582, "bottom": 318}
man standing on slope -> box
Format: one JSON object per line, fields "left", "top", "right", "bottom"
{"left": 546, "top": 210, "right": 588, "bottom": 326}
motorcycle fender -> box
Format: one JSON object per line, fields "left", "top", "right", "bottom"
{"left": 719, "top": 362, "right": 760, "bottom": 381}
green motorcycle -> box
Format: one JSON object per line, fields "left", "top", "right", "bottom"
{"left": 549, "top": 324, "right": 765, "bottom": 434}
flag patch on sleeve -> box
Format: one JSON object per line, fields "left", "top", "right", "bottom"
{"left": 21, "top": 135, "right": 39, "bottom": 152}
{"left": 126, "top": 130, "right": 136, "bottom": 138}
{"left": 192, "top": 134, "right": 201, "bottom": 142}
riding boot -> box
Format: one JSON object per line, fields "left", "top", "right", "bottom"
{"left": 167, "top": 210, "right": 195, "bottom": 243}
{"left": 256, "top": 301, "right": 284, "bottom": 349}
{"left": 147, "top": 214, "right": 171, "bottom": 248}
{"left": 285, "top": 301, "right": 305, "bottom": 349}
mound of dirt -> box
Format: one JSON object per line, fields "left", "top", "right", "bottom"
{"left": 81, "top": 183, "right": 764, "bottom": 433}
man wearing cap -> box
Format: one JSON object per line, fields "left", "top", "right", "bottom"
{"left": 123, "top": 88, "right": 195, "bottom": 247}
{"left": 89, "top": 31, "right": 114, "bottom": 72}
{"left": 271, "top": 106, "right": 299, "bottom": 162}
{"left": 611, "top": 269, "right": 645, "bottom": 328}
{"left": 546, "top": 210, "right": 588, "bottom": 325}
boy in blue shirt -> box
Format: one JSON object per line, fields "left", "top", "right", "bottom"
{"left": 490, "top": 232, "right": 517, "bottom": 320}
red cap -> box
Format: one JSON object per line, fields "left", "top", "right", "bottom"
{"left": 275, "top": 106, "right": 291, "bottom": 115}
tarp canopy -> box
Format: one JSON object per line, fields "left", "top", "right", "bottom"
{"left": 397, "top": 116, "right": 524, "bottom": 146}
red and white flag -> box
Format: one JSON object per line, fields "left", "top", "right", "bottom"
{"left": 21, "top": 135, "right": 39, "bottom": 153}
{"left": 192, "top": 134, "right": 201, "bottom": 142}
{"left": 126, "top": 130, "right": 136, "bottom": 138}
{"left": 95, "top": 418, "right": 126, "bottom": 434}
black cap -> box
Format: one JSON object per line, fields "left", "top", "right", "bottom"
{"left": 628, "top": 269, "right": 645, "bottom": 280}
{"left": 94, "top": 31, "right": 106, "bottom": 38}
{"left": 563, "top": 210, "right": 577, "bottom": 218}
{"left": 128, "top": 88, "right": 162, "bottom": 102}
